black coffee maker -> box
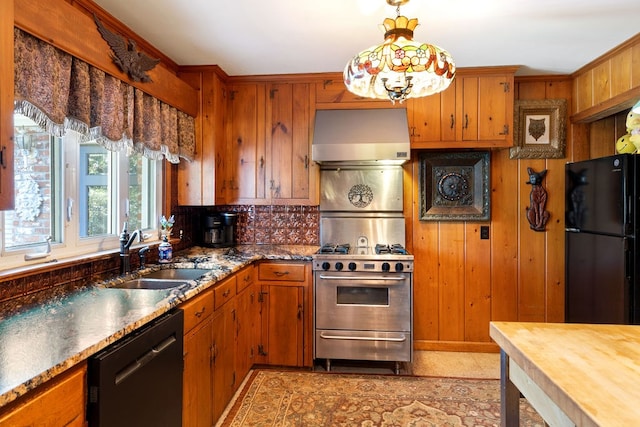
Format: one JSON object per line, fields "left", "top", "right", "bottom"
{"left": 202, "top": 212, "right": 238, "bottom": 247}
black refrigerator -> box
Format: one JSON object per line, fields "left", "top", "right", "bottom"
{"left": 565, "top": 154, "right": 640, "bottom": 324}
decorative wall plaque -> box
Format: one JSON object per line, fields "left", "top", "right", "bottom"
{"left": 419, "top": 151, "right": 490, "bottom": 221}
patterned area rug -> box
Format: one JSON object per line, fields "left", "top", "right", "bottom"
{"left": 217, "top": 369, "right": 544, "bottom": 426}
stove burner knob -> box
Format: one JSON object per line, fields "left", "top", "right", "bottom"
{"left": 348, "top": 262, "right": 357, "bottom": 271}
{"left": 322, "top": 262, "right": 331, "bottom": 271}
{"left": 395, "top": 262, "right": 404, "bottom": 272}
{"left": 335, "top": 262, "right": 344, "bottom": 271}
{"left": 381, "top": 262, "right": 391, "bottom": 272}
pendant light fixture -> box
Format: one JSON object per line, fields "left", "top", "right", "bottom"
{"left": 344, "top": 0, "right": 455, "bottom": 104}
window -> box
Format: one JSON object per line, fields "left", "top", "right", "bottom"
{"left": 1, "top": 114, "right": 162, "bottom": 269}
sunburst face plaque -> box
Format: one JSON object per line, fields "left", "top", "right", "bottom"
{"left": 419, "top": 151, "right": 490, "bottom": 221}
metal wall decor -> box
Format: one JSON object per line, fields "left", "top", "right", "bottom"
{"left": 525, "top": 167, "right": 550, "bottom": 232}
{"left": 419, "top": 151, "right": 490, "bottom": 221}
{"left": 510, "top": 99, "right": 567, "bottom": 159}
{"left": 94, "top": 14, "right": 160, "bottom": 83}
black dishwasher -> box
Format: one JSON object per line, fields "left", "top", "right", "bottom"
{"left": 87, "top": 309, "right": 184, "bottom": 427}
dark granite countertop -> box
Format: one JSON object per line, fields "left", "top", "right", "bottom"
{"left": 0, "top": 244, "right": 317, "bottom": 409}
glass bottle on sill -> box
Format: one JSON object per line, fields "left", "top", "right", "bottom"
{"left": 158, "top": 235, "right": 173, "bottom": 263}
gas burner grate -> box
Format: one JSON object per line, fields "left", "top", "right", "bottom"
{"left": 319, "top": 243, "right": 351, "bottom": 254}
{"left": 375, "top": 243, "right": 408, "bottom": 255}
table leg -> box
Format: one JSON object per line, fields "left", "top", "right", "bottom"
{"left": 500, "top": 349, "right": 520, "bottom": 427}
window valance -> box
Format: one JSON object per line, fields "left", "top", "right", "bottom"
{"left": 13, "top": 28, "right": 195, "bottom": 163}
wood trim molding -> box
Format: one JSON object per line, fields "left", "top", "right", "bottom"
{"left": 414, "top": 339, "right": 500, "bottom": 353}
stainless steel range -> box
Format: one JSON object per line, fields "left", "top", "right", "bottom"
{"left": 312, "top": 165, "right": 414, "bottom": 374}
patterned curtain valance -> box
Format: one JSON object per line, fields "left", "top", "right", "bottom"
{"left": 13, "top": 28, "right": 195, "bottom": 163}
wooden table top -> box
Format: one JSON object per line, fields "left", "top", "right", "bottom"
{"left": 490, "top": 321, "right": 640, "bottom": 427}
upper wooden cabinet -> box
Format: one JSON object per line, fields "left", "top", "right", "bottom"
{"left": 265, "top": 83, "right": 318, "bottom": 205}
{"left": 572, "top": 34, "right": 640, "bottom": 123}
{"left": 227, "top": 83, "right": 267, "bottom": 204}
{"left": 177, "top": 68, "right": 228, "bottom": 206}
{"left": 0, "top": 0, "right": 14, "bottom": 211}
{"left": 407, "top": 67, "right": 517, "bottom": 148}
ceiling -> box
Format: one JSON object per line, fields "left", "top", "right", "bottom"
{"left": 91, "top": 0, "right": 640, "bottom": 77}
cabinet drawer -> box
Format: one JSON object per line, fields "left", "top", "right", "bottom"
{"left": 236, "top": 265, "right": 255, "bottom": 293}
{"left": 181, "top": 290, "right": 213, "bottom": 333}
{"left": 258, "top": 262, "right": 305, "bottom": 282}
{"left": 214, "top": 275, "right": 236, "bottom": 310}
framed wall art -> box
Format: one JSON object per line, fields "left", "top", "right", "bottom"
{"left": 419, "top": 151, "right": 490, "bottom": 221}
{"left": 510, "top": 99, "right": 567, "bottom": 159}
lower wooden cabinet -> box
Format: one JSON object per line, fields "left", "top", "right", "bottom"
{"left": 212, "top": 297, "right": 237, "bottom": 421}
{"left": 235, "top": 266, "right": 259, "bottom": 383}
{"left": 180, "top": 262, "right": 311, "bottom": 425}
{"left": 256, "top": 261, "right": 313, "bottom": 368}
{"left": 182, "top": 289, "right": 214, "bottom": 427}
{"left": 0, "top": 362, "right": 86, "bottom": 427}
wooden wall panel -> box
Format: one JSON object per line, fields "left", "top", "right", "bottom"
{"left": 489, "top": 149, "right": 519, "bottom": 322}
{"left": 438, "top": 223, "right": 465, "bottom": 340}
{"left": 412, "top": 76, "right": 574, "bottom": 352}
{"left": 464, "top": 223, "right": 492, "bottom": 342}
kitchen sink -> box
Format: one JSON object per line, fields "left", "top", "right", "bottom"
{"left": 111, "top": 278, "right": 192, "bottom": 290}
{"left": 110, "top": 269, "right": 210, "bottom": 290}
{"left": 143, "top": 269, "right": 210, "bottom": 280}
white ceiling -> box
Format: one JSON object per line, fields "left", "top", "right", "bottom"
{"left": 92, "top": 0, "right": 640, "bottom": 77}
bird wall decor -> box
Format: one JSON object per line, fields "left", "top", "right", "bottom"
{"left": 94, "top": 14, "right": 160, "bottom": 83}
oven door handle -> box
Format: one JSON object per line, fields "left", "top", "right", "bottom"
{"left": 317, "top": 274, "right": 406, "bottom": 281}
{"left": 319, "top": 332, "right": 407, "bottom": 342}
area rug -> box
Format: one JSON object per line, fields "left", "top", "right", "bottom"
{"left": 216, "top": 369, "right": 544, "bottom": 426}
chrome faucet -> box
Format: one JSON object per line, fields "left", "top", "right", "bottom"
{"left": 119, "top": 222, "right": 143, "bottom": 275}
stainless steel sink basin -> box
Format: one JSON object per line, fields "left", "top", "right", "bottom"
{"left": 111, "top": 278, "right": 191, "bottom": 290}
{"left": 111, "top": 269, "right": 210, "bottom": 290}
{"left": 143, "top": 269, "right": 210, "bottom": 280}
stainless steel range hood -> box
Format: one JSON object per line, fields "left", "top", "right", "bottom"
{"left": 312, "top": 109, "right": 411, "bottom": 165}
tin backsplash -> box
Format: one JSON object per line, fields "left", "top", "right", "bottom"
{"left": 196, "top": 205, "right": 320, "bottom": 246}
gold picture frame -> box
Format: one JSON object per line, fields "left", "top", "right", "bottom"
{"left": 510, "top": 99, "right": 567, "bottom": 159}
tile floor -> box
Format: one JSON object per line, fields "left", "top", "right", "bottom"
{"left": 313, "top": 351, "right": 501, "bottom": 379}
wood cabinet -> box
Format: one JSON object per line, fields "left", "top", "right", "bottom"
{"left": 0, "top": 0, "right": 14, "bottom": 210}
{"left": 572, "top": 33, "right": 640, "bottom": 122}
{"left": 181, "top": 289, "right": 214, "bottom": 427}
{"left": 227, "top": 82, "right": 267, "bottom": 204}
{"left": 235, "top": 265, "right": 258, "bottom": 383}
{"left": 0, "top": 363, "right": 86, "bottom": 426}
{"left": 256, "top": 261, "right": 312, "bottom": 367}
{"left": 177, "top": 68, "right": 228, "bottom": 206}
{"left": 212, "top": 294, "right": 236, "bottom": 421}
{"left": 407, "top": 67, "right": 517, "bottom": 148}
{"left": 265, "top": 83, "right": 318, "bottom": 204}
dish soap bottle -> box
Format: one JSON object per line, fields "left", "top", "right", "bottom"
{"left": 158, "top": 235, "right": 172, "bottom": 263}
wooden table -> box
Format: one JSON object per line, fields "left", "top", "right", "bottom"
{"left": 490, "top": 321, "right": 640, "bottom": 427}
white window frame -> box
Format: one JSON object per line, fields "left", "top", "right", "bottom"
{"left": 0, "top": 129, "right": 164, "bottom": 270}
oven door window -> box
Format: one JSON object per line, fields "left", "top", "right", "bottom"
{"left": 336, "top": 286, "right": 389, "bottom": 306}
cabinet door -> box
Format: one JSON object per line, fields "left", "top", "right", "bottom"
{"left": 177, "top": 70, "right": 227, "bottom": 206}
{"left": 407, "top": 94, "right": 441, "bottom": 143}
{"left": 459, "top": 76, "right": 479, "bottom": 141}
{"left": 182, "top": 319, "right": 213, "bottom": 427}
{"left": 228, "top": 83, "right": 267, "bottom": 204}
{"left": 212, "top": 300, "right": 237, "bottom": 422}
{"left": 236, "top": 282, "right": 259, "bottom": 383}
{"left": 260, "top": 284, "right": 304, "bottom": 367}
{"left": 266, "top": 83, "right": 317, "bottom": 204}
{"left": 477, "top": 75, "right": 510, "bottom": 142}
{"left": 0, "top": 363, "right": 86, "bottom": 427}
{"left": 0, "top": 0, "right": 14, "bottom": 210}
